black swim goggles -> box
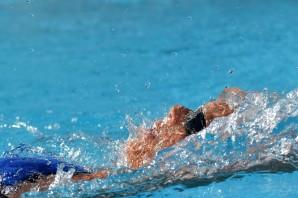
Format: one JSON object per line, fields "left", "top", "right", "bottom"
{"left": 184, "top": 107, "right": 207, "bottom": 136}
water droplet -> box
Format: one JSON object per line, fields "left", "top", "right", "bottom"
{"left": 145, "top": 81, "right": 151, "bottom": 89}
{"left": 71, "top": 117, "right": 78, "bottom": 123}
{"left": 114, "top": 84, "right": 120, "bottom": 93}
{"left": 46, "top": 109, "right": 53, "bottom": 114}
{"left": 53, "top": 123, "right": 60, "bottom": 129}
{"left": 186, "top": 16, "right": 193, "bottom": 21}
{"left": 228, "top": 69, "right": 234, "bottom": 75}
{"left": 45, "top": 123, "right": 60, "bottom": 130}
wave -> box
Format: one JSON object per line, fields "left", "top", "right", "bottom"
{"left": 3, "top": 89, "right": 298, "bottom": 197}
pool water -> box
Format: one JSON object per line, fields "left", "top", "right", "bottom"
{"left": 0, "top": 0, "right": 298, "bottom": 197}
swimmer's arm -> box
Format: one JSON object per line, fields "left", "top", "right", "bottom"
{"left": 9, "top": 171, "right": 110, "bottom": 198}
{"left": 71, "top": 169, "right": 109, "bottom": 181}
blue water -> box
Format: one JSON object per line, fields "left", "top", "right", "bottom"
{"left": 0, "top": 0, "right": 298, "bottom": 197}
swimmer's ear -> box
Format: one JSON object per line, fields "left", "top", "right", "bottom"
{"left": 168, "top": 105, "right": 191, "bottom": 125}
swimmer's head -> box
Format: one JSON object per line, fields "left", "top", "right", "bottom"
{"left": 167, "top": 105, "right": 191, "bottom": 125}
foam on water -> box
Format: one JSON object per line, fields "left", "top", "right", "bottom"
{"left": 1, "top": 89, "right": 297, "bottom": 197}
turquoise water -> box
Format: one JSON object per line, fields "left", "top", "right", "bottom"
{"left": 0, "top": 0, "right": 298, "bottom": 197}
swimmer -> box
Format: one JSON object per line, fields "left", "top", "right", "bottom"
{"left": 126, "top": 87, "right": 245, "bottom": 169}
{"left": 0, "top": 88, "right": 245, "bottom": 197}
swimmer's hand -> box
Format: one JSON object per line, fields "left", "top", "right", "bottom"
{"left": 222, "top": 87, "right": 246, "bottom": 99}
{"left": 204, "top": 87, "right": 246, "bottom": 125}
{"left": 218, "top": 87, "right": 246, "bottom": 108}
{"left": 203, "top": 101, "right": 234, "bottom": 125}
